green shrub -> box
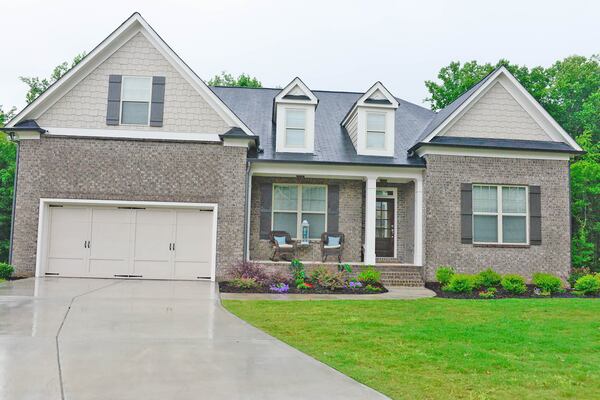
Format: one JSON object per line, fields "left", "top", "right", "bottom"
{"left": 364, "top": 284, "right": 382, "bottom": 293}
{"left": 230, "top": 277, "right": 258, "bottom": 290}
{"left": 310, "top": 266, "right": 345, "bottom": 290}
{"left": 435, "top": 266, "right": 455, "bottom": 286}
{"left": 357, "top": 266, "right": 382, "bottom": 286}
{"left": 568, "top": 267, "right": 591, "bottom": 287}
{"left": 478, "top": 287, "right": 497, "bottom": 299}
{"left": 444, "top": 274, "right": 477, "bottom": 293}
{"left": 0, "top": 263, "right": 14, "bottom": 280}
{"left": 573, "top": 274, "right": 600, "bottom": 295}
{"left": 532, "top": 273, "right": 564, "bottom": 294}
{"left": 501, "top": 274, "right": 527, "bottom": 295}
{"left": 289, "top": 258, "right": 306, "bottom": 283}
{"left": 477, "top": 268, "right": 501, "bottom": 288}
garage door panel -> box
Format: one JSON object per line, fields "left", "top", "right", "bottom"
{"left": 46, "top": 207, "right": 90, "bottom": 275}
{"left": 132, "top": 209, "right": 174, "bottom": 278}
{"left": 174, "top": 262, "right": 211, "bottom": 279}
{"left": 174, "top": 211, "right": 213, "bottom": 279}
{"left": 88, "top": 209, "right": 132, "bottom": 277}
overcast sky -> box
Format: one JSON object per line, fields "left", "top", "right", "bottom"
{"left": 2, "top": 0, "right": 598, "bottom": 113}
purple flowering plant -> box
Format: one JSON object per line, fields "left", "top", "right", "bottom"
{"left": 269, "top": 283, "right": 290, "bottom": 293}
{"left": 348, "top": 281, "right": 363, "bottom": 289}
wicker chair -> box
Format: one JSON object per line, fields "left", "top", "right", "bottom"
{"left": 321, "top": 232, "right": 345, "bottom": 262}
{"left": 269, "top": 231, "right": 297, "bottom": 261}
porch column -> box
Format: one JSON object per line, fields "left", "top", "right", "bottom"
{"left": 364, "top": 176, "right": 377, "bottom": 265}
{"left": 413, "top": 176, "right": 424, "bottom": 266}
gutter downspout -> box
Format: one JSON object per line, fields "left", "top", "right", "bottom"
{"left": 242, "top": 161, "right": 251, "bottom": 261}
{"left": 8, "top": 138, "right": 19, "bottom": 265}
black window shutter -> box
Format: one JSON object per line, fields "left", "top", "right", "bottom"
{"left": 327, "top": 185, "right": 340, "bottom": 232}
{"left": 106, "top": 75, "right": 122, "bottom": 125}
{"left": 259, "top": 184, "right": 273, "bottom": 239}
{"left": 150, "top": 76, "right": 166, "bottom": 127}
{"left": 529, "top": 185, "right": 542, "bottom": 245}
{"left": 461, "top": 183, "right": 473, "bottom": 244}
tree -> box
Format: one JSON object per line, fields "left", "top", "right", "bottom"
{"left": 0, "top": 107, "right": 16, "bottom": 262}
{"left": 425, "top": 55, "right": 600, "bottom": 270}
{"left": 20, "top": 52, "right": 86, "bottom": 104}
{"left": 207, "top": 71, "right": 262, "bottom": 88}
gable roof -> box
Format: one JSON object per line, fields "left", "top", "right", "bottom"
{"left": 341, "top": 81, "right": 399, "bottom": 126}
{"left": 6, "top": 13, "right": 255, "bottom": 137}
{"left": 275, "top": 77, "right": 318, "bottom": 105}
{"left": 212, "top": 86, "right": 433, "bottom": 166}
{"left": 413, "top": 66, "right": 582, "bottom": 151}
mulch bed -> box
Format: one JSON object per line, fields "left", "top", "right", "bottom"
{"left": 219, "top": 281, "right": 388, "bottom": 295}
{"left": 426, "top": 282, "right": 600, "bottom": 299}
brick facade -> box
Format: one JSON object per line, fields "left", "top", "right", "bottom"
{"left": 423, "top": 154, "right": 571, "bottom": 281}
{"left": 12, "top": 136, "right": 247, "bottom": 279}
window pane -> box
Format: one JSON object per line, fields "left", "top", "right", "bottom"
{"left": 367, "top": 113, "right": 385, "bottom": 132}
{"left": 503, "top": 216, "right": 526, "bottom": 243}
{"left": 302, "top": 186, "right": 326, "bottom": 212}
{"left": 367, "top": 132, "right": 385, "bottom": 149}
{"left": 473, "top": 186, "right": 498, "bottom": 213}
{"left": 121, "top": 101, "right": 149, "bottom": 125}
{"left": 286, "top": 109, "right": 305, "bottom": 129}
{"left": 502, "top": 187, "right": 526, "bottom": 213}
{"left": 302, "top": 213, "right": 325, "bottom": 239}
{"left": 273, "top": 185, "right": 297, "bottom": 210}
{"left": 122, "top": 77, "right": 152, "bottom": 101}
{"left": 286, "top": 128, "right": 305, "bottom": 147}
{"left": 474, "top": 215, "right": 498, "bottom": 242}
{"left": 273, "top": 212, "right": 297, "bottom": 237}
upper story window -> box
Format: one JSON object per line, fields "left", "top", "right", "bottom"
{"left": 472, "top": 185, "right": 528, "bottom": 244}
{"left": 285, "top": 109, "right": 306, "bottom": 147}
{"left": 121, "top": 76, "right": 152, "bottom": 125}
{"left": 366, "top": 112, "right": 386, "bottom": 149}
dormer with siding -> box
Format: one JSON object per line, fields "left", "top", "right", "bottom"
{"left": 274, "top": 78, "right": 318, "bottom": 153}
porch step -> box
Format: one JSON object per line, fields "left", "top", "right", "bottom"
{"left": 376, "top": 266, "right": 424, "bottom": 287}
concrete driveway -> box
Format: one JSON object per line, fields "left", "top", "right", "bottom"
{"left": 0, "top": 278, "right": 388, "bottom": 400}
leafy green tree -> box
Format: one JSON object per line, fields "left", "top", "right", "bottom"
{"left": 0, "top": 107, "right": 16, "bottom": 262}
{"left": 207, "top": 71, "right": 262, "bottom": 88}
{"left": 20, "top": 52, "right": 86, "bottom": 104}
{"left": 425, "top": 56, "right": 600, "bottom": 270}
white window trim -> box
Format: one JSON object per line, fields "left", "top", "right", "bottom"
{"left": 120, "top": 75, "right": 152, "bottom": 126}
{"left": 356, "top": 108, "right": 395, "bottom": 157}
{"left": 366, "top": 111, "right": 386, "bottom": 150}
{"left": 275, "top": 104, "right": 315, "bottom": 153}
{"left": 472, "top": 184, "right": 529, "bottom": 245}
{"left": 284, "top": 108, "right": 307, "bottom": 148}
{"left": 271, "top": 183, "right": 328, "bottom": 240}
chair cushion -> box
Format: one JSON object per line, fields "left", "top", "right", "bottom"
{"left": 328, "top": 236, "right": 341, "bottom": 246}
{"left": 274, "top": 236, "right": 287, "bottom": 245}
{"left": 279, "top": 243, "right": 293, "bottom": 249}
{"left": 324, "top": 244, "right": 341, "bottom": 249}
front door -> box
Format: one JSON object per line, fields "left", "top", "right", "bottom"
{"left": 375, "top": 198, "right": 395, "bottom": 257}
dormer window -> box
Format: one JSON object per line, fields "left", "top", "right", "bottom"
{"left": 275, "top": 77, "right": 318, "bottom": 153}
{"left": 366, "top": 112, "right": 386, "bottom": 149}
{"left": 285, "top": 109, "right": 307, "bottom": 147}
{"left": 121, "top": 76, "right": 152, "bottom": 125}
{"left": 341, "top": 82, "right": 398, "bottom": 157}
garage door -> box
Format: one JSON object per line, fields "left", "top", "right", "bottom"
{"left": 45, "top": 206, "right": 214, "bottom": 280}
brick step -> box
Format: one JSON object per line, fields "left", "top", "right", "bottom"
{"left": 379, "top": 271, "right": 424, "bottom": 287}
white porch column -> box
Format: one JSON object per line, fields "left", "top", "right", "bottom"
{"left": 364, "top": 176, "right": 378, "bottom": 265}
{"left": 413, "top": 176, "right": 424, "bottom": 266}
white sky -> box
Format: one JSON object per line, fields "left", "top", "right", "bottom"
{"left": 2, "top": 0, "right": 599, "bottom": 112}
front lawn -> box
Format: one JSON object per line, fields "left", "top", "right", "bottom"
{"left": 223, "top": 299, "right": 600, "bottom": 399}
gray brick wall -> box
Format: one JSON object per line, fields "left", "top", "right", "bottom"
{"left": 37, "top": 32, "right": 230, "bottom": 134}
{"left": 423, "top": 154, "right": 571, "bottom": 281}
{"left": 12, "top": 136, "right": 247, "bottom": 279}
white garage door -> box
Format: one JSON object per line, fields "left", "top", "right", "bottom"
{"left": 45, "top": 206, "right": 214, "bottom": 280}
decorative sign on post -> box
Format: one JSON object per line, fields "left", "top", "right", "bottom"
{"left": 301, "top": 219, "right": 309, "bottom": 245}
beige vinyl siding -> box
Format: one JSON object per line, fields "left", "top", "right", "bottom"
{"left": 345, "top": 111, "right": 359, "bottom": 150}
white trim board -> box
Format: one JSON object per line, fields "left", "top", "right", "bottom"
{"left": 35, "top": 198, "right": 219, "bottom": 281}
{"left": 415, "top": 145, "right": 572, "bottom": 161}
{"left": 6, "top": 13, "right": 254, "bottom": 137}
{"left": 43, "top": 127, "right": 222, "bottom": 142}
{"left": 421, "top": 67, "right": 582, "bottom": 152}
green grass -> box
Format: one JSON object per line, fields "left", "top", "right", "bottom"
{"left": 223, "top": 299, "right": 600, "bottom": 399}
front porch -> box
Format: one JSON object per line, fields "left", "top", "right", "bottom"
{"left": 245, "top": 162, "right": 425, "bottom": 285}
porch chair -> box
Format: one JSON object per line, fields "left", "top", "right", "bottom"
{"left": 321, "top": 232, "right": 345, "bottom": 262}
{"left": 269, "top": 231, "right": 297, "bottom": 261}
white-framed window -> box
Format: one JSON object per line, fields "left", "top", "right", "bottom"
{"left": 285, "top": 109, "right": 306, "bottom": 147}
{"left": 120, "top": 76, "right": 152, "bottom": 125}
{"left": 272, "top": 184, "right": 327, "bottom": 239}
{"left": 472, "top": 185, "right": 528, "bottom": 244}
{"left": 366, "top": 112, "right": 386, "bottom": 149}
